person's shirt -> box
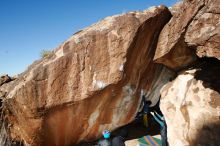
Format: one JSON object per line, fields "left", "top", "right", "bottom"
{"left": 143, "top": 101, "right": 151, "bottom": 114}
{"left": 98, "top": 138, "right": 112, "bottom": 146}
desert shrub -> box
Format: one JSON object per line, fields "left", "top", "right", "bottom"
{"left": 40, "top": 49, "right": 52, "bottom": 58}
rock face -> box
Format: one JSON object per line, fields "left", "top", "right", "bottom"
{"left": 155, "top": 0, "right": 220, "bottom": 145}
{"left": 185, "top": 0, "right": 220, "bottom": 59}
{"left": 0, "top": 6, "right": 173, "bottom": 146}
{"left": 1, "top": 0, "right": 220, "bottom": 145}
{"left": 160, "top": 58, "right": 220, "bottom": 146}
{"left": 0, "top": 74, "right": 13, "bottom": 102}
{"left": 154, "top": 0, "right": 220, "bottom": 69}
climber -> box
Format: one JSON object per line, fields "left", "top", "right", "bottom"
{"left": 150, "top": 111, "right": 168, "bottom": 146}
{"left": 135, "top": 94, "right": 152, "bottom": 127}
{"left": 98, "top": 130, "right": 112, "bottom": 146}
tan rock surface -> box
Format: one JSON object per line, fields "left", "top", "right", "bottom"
{"left": 0, "top": 75, "right": 13, "bottom": 98}
{"left": 0, "top": 6, "right": 173, "bottom": 146}
{"left": 154, "top": 0, "right": 220, "bottom": 69}
{"left": 185, "top": 0, "right": 220, "bottom": 59}
{"left": 160, "top": 59, "right": 220, "bottom": 146}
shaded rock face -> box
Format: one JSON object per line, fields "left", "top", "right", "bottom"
{"left": 0, "top": 6, "right": 173, "bottom": 146}
{"left": 160, "top": 58, "right": 220, "bottom": 146}
{"left": 154, "top": 0, "right": 220, "bottom": 69}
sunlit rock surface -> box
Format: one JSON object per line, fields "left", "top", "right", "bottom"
{"left": 160, "top": 58, "right": 220, "bottom": 146}
{"left": 0, "top": 6, "right": 173, "bottom": 146}
{"left": 156, "top": 0, "right": 220, "bottom": 145}
{"left": 154, "top": 0, "right": 220, "bottom": 69}
{"left": 2, "top": 0, "right": 220, "bottom": 145}
{"left": 185, "top": 0, "right": 220, "bottom": 59}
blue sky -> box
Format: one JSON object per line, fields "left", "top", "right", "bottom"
{"left": 0, "top": 0, "right": 178, "bottom": 76}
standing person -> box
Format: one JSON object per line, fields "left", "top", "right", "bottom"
{"left": 150, "top": 111, "right": 168, "bottom": 146}
{"left": 98, "top": 130, "right": 112, "bottom": 146}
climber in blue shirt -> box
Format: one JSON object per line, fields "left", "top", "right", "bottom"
{"left": 98, "top": 130, "right": 112, "bottom": 146}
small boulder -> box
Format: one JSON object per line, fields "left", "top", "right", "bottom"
{"left": 0, "top": 74, "right": 12, "bottom": 86}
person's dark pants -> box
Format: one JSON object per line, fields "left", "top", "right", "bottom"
{"left": 161, "top": 123, "right": 168, "bottom": 146}
{"left": 112, "top": 136, "right": 125, "bottom": 146}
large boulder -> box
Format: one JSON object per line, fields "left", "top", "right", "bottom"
{"left": 160, "top": 58, "right": 220, "bottom": 146}
{"left": 155, "top": 0, "right": 220, "bottom": 145}
{"left": 154, "top": 0, "right": 220, "bottom": 69}
{"left": 0, "top": 6, "right": 173, "bottom": 146}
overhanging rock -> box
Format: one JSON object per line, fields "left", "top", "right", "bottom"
{"left": 0, "top": 6, "right": 174, "bottom": 146}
